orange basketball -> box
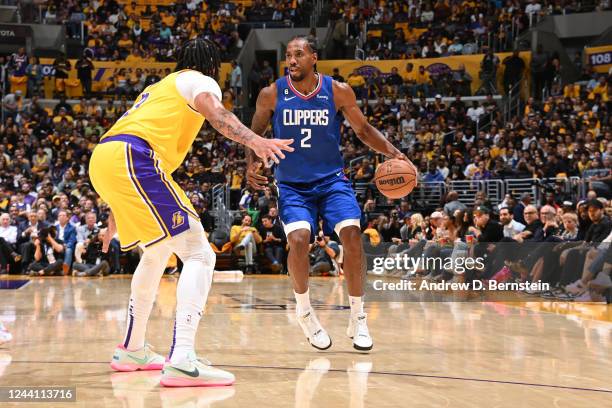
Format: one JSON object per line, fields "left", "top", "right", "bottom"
{"left": 373, "top": 159, "right": 418, "bottom": 199}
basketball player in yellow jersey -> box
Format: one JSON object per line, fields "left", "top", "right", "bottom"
{"left": 89, "top": 39, "right": 293, "bottom": 387}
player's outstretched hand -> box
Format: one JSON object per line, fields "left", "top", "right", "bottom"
{"left": 247, "top": 162, "right": 268, "bottom": 190}
{"left": 252, "top": 138, "right": 294, "bottom": 167}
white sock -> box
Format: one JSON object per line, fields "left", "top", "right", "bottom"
{"left": 294, "top": 289, "right": 312, "bottom": 316}
{"left": 349, "top": 296, "right": 364, "bottom": 316}
{"left": 124, "top": 296, "right": 156, "bottom": 351}
{"left": 170, "top": 259, "right": 213, "bottom": 364}
{"left": 123, "top": 250, "right": 169, "bottom": 351}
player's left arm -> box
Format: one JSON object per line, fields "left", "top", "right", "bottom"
{"left": 333, "top": 81, "right": 410, "bottom": 163}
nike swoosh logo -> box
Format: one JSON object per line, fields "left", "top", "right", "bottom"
{"left": 127, "top": 354, "right": 150, "bottom": 364}
{"left": 172, "top": 366, "right": 200, "bottom": 378}
{"left": 284, "top": 96, "right": 296, "bottom": 101}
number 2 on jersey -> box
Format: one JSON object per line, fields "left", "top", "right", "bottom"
{"left": 300, "top": 128, "right": 312, "bottom": 148}
{"left": 119, "top": 92, "right": 150, "bottom": 120}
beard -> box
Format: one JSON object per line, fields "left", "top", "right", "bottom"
{"left": 289, "top": 71, "right": 305, "bottom": 82}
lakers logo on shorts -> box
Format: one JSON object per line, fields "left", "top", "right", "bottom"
{"left": 172, "top": 211, "right": 185, "bottom": 229}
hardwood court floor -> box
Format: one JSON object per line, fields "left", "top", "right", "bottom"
{"left": 0, "top": 275, "right": 611, "bottom": 407}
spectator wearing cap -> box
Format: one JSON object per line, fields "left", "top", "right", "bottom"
{"left": 424, "top": 211, "right": 444, "bottom": 240}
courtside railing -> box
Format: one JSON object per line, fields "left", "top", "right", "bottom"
{"left": 223, "top": 176, "right": 597, "bottom": 212}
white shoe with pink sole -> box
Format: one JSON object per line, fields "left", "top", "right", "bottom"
{"left": 110, "top": 344, "right": 165, "bottom": 372}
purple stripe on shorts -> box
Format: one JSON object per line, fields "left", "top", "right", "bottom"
{"left": 129, "top": 144, "right": 190, "bottom": 239}
{"left": 151, "top": 156, "right": 199, "bottom": 220}
{"left": 126, "top": 145, "right": 169, "bottom": 244}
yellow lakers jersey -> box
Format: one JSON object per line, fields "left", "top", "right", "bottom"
{"left": 102, "top": 70, "right": 205, "bottom": 172}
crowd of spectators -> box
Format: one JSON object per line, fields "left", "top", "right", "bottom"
{"left": 0, "top": 44, "right": 610, "bottom": 290}
{"left": 1, "top": 1, "right": 311, "bottom": 100}
{"left": 328, "top": 0, "right": 611, "bottom": 60}
{"left": 344, "top": 70, "right": 610, "bottom": 190}
{"left": 366, "top": 194, "right": 611, "bottom": 301}
{"left": 36, "top": 0, "right": 309, "bottom": 64}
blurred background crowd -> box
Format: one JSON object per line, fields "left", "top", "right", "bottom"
{"left": 0, "top": 0, "right": 610, "bottom": 301}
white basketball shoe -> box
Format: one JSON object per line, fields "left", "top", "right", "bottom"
{"left": 160, "top": 352, "right": 235, "bottom": 387}
{"left": 347, "top": 313, "right": 373, "bottom": 351}
{"left": 297, "top": 310, "right": 332, "bottom": 350}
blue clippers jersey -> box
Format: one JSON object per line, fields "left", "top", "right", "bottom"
{"left": 272, "top": 74, "right": 344, "bottom": 183}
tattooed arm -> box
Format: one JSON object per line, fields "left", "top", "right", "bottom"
{"left": 195, "top": 91, "right": 293, "bottom": 164}
{"left": 246, "top": 84, "right": 276, "bottom": 189}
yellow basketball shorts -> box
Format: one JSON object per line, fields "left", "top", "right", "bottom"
{"left": 89, "top": 134, "right": 198, "bottom": 251}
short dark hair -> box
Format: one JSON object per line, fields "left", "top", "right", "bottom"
{"left": 175, "top": 38, "right": 221, "bottom": 80}
{"left": 288, "top": 35, "right": 317, "bottom": 54}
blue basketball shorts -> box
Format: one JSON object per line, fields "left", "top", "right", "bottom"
{"left": 277, "top": 172, "right": 361, "bottom": 238}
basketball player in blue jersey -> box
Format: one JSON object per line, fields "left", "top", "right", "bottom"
{"left": 247, "top": 36, "right": 417, "bottom": 351}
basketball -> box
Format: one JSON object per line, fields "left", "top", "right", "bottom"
{"left": 374, "top": 159, "right": 418, "bottom": 199}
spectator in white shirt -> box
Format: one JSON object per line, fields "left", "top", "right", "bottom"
{"left": 0, "top": 213, "right": 21, "bottom": 272}
{"left": 467, "top": 101, "right": 485, "bottom": 122}
{"left": 0, "top": 213, "right": 17, "bottom": 245}
{"left": 525, "top": 0, "right": 542, "bottom": 16}
{"left": 499, "top": 207, "right": 525, "bottom": 238}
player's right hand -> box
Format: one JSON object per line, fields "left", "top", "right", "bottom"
{"left": 251, "top": 138, "right": 294, "bottom": 166}
{"left": 247, "top": 162, "right": 268, "bottom": 190}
